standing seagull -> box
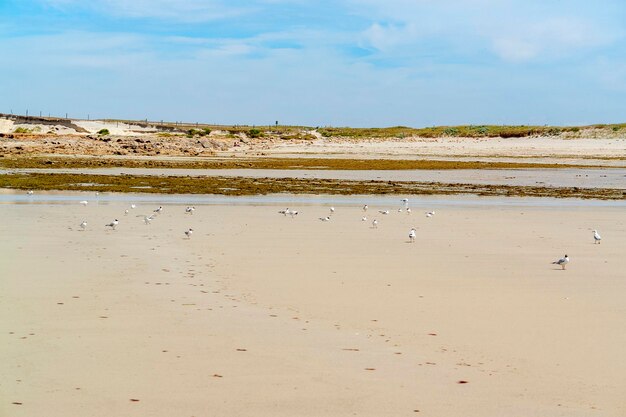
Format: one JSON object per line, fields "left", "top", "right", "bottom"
{"left": 379, "top": 210, "right": 390, "bottom": 215}
{"left": 153, "top": 206, "right": 163, "bottom": 214}
{"left": 361, "top": 216, "right": 367, "bottom": 222}
{"left": 124, "top": 209, "right": 129, "bottom": 215}
{"left": 184, "top": 228, "right": 193, "bottom": 239}
{"left": 363, "top": 204, "right": 368, "bottom": 212}
{"left": 80, "top": 200, "right": 89, "bottom": 206}
{"left": 372, "top": 219, "right": 378, "bottom": 229}
{"left": 319, "top": 216, "right": 331, "bottom": 222}
{"left": 552, "top": 254, "right": 570, "bottom": 270}
{"left": 408, "top": 228, "right": 416, "bottom": 243}
{"left": 426, "top": 211, "right": 435, "bottom": 218}
{"left": 143, "top": 215, "right": 154, "bottom": 225}
{"left": 105, "top": 219, "right": 119, "bottom": 230}
{"left": 329, "top": 207, "right": 335, "bottom": 215}
{"left": 185, "top": 206, "right": 195, "bottom": 215}
{"left": 406, "top": 208, "right": 412, "bottom": 215}
{"left": 130, "top": 204, "right": 136, "bottom": 209}
{"left": 79, "top": 220, "right": 87, "bottom": 231}
{"left": 593, "top": 230, "right": 602, "bottom": 244}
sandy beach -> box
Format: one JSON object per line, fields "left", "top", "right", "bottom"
{"left": 1, "top": 194, "right": 625, "bottom": 416}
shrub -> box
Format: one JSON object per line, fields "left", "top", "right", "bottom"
{"left": 14, "top": 127, "right": 31, "bottom": 134}
{"left": 248, "top": 128, "right": 263, "bottom": 138}
{"left": 98, "top": 129, "right": 110, "bottom": 135}
{"left": 443, "top": 127, "right": 459, "bottom": 136}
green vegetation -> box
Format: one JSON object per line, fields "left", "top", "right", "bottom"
{"left": 248, "top": 128, "right": 263, "bottom": 138}
{"left": 97, "top": 128, "right": 110, "bottom": 135}
{"left": 0, "top": 172, "right": 622, "bottom": 200}
{"left": 0, "top": 156, "right": 603, "bottom": 171}
{"left": 315, "top": 124, "right": 589, "bottom": 139}
{"left": 13, "top": 127, "right": 31, "bottom": 134}
{"left": 187, "top": 128, "right": 212, "bottom": 137}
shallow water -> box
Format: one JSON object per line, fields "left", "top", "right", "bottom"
{"left": 1, "top": 189, "right": 625, "bottom": 208}
{"left": 3, "top": 167, "right": 626, "bottom": 189}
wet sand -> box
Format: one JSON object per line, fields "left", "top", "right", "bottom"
{"left": 1, "top": 196, "right": 625, "bottom": 416}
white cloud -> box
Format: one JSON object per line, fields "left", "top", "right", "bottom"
{"left": 489, "top": 17, "right": 618, "bottom": 63}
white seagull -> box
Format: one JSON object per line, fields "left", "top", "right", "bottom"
{"left": 593, "top": 230, "right": 602, "bottom": 244}
{"left": 319, "top": 216, "right": 331, "bottom": 222}
{"left": 552, "top": 254, "right": 570, "bottom": 270}
{"left": 361, "top": 216, "right": 367, "bottom": 221}
{"left": 289, "top": 210, "right": 299, "bottom": 217}
{"left": 184, "top": 228, "right": 193, "bottom": 239}
{"left": 406, "top": 208, "right": 412, "bottom": 215}
{"left": 278, "top": 208, "right": 289, "bottom": 216}
{"left": 79, "top": 200, "right": 88, "bottom": 206}
{"left": 372, "top": 219, "right": 378, "bottom": 228}
{"left": 401, "top": 198, "right": 409, "bottom": 205}
{"left": 153, "top": 206, "right": 163, "bottom": 214}
{"left": 363, "top": 204, "right": 368, "bottom": 212}
{"left": 185, "top": 206, "right": 195, "bottom": 215}
{"left": 143, "top": 215, "right": 154, "bottom": 225}
{"left": 378, "top": 210, "right": 390, "bottom": 215}
{"left": 27, "top": 190, "right": 34, "bottom": 195}
{"left": 105, "top": 219, "right": 119, "bottom": 230}
{"left": 408, "top": 228, "right": 416, "bottom": 243}
{"left": 329, "top": 207, "right": 335, "bottom": 214}
{"left": 79, "top": 220, "right": 87, "bottom": 231}
{"left": 124, "top": 209, "right": 129, "bottom": 215}
{"left": 426, "top": 211, "right": 435, "bottom": 218}
{"left": 130, "top": 204, "right": 136, "bottom": 209}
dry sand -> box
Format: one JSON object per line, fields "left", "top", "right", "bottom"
{"left": 1, "top": 195, "right": 625, "bottom": 416}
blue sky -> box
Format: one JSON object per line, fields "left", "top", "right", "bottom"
{"left": 1, "top": 0, "right": 626, "bottom": 127}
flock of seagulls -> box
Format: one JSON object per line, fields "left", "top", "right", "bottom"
{"left": 278, "top": 197, "right": 605, "bottom": 271}
{"left": 73, "top": 197, "right": 196, "bottom": 239}
{"left": 25, "top": 189, "right": 603, "bottom": 271}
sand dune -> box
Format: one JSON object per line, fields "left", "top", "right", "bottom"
{"left": 1, "top": 196, "right": 625, "bottom": 416}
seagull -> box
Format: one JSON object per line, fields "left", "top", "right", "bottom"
{"left": 372, "top": 219, "right": 378, "bottom": 228}
{"left": 79, "top": 220, "right": 87, "bottom": 231}
{"left": 278, "top": 208, "right": 289, "bottom": 215}
{"left": 79, "top": 200, "right": 88, "bottom": 206}
{"left": 361, "top": 216, "right": 367, "bottom": 221}
{"left": 398, "top": 208, "right": 403, "bottom": 213}
{"left": 593, "top": 230, "right": 602, "bottom": 244}
{"left": 124, "top": 209, "right": 129, "bottom": 215}
{"left": 378, "top": 210, "right": 390, "bottom": 215}
{"left": 289, "top": 210, "right": 298, "bottom": 217}
{"left": 184, "top": 228, "right": 193, "bottom": 239}
{"left": 406, "top": 208, "right": 411, "bottom": 215}
{"left": 426, "top": 211, "right": 435, "bottom": 218}
{"left": 26, "top": 190, "right": 34, "bottom": 195}
{"left": 143, "top": 215, "right": 154, "bottom": 225}
{"left": 552, "top": 254, "right": 569, "bottom": 270}
{"left": 401, "top": 198, "right": 409, "bottom": 205}
{"left": 105, "top": 219, "right": 119, "bottom": 230}
{"left": 329, "top": 207, "right": 335, "bottom": 214}
{"left": 319, "top": 216, "right": 331, "bottom": 222}
{"left": 130, "top": 204, "right": 136, "bottom": 209}
{"left": 185, "top": 206, "right": 195, "bottom": 215}
{"left": 95, "top": 192, "right": 99, "bottom": 197}
{"left": 363, "top": 204, "right": 368, "bottom": 212}
{"left": 409, "top": 228, "right": 416, "bottom": 243}
{"left": 153, "top": 206, "right": 163, "bottom": 214}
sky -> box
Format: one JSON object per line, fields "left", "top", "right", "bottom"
{"left": 1, "top": 0, "right": 626, "bottom": 127}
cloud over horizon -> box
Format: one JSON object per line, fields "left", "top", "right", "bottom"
{"left": 2, "top": 0, "right": 626, "bottom": 126}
